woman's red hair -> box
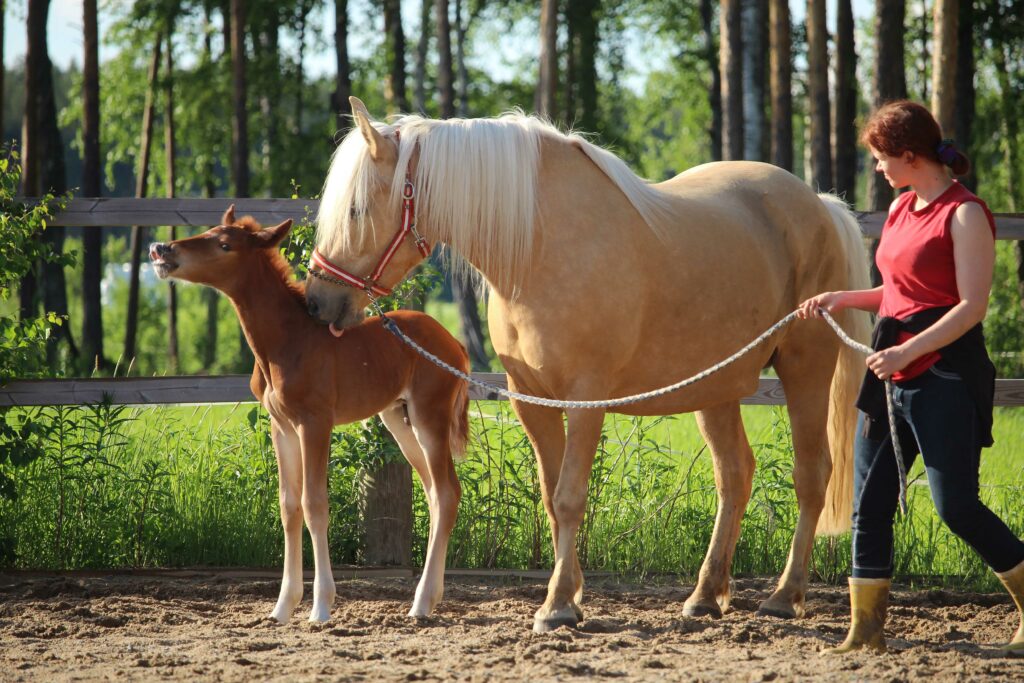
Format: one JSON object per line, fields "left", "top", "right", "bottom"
{"left": 860, "top": 100, "right": 970, "bottom": 176}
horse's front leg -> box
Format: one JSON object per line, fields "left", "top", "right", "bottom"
{"left": 683, "top": 401, "right": 755, "bottom": 618}
{"left": 270, "top": 419, "right": 304, "bottom": 623}
{"left": 508, "top": 394, "right": 583, "bottom": 605}
{"left": 533, "top": 408, "right": 603, "bottom": 633}
{"left": 299, "top": 419, "right": 336, "bottom": 623}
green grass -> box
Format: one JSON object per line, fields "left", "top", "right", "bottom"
{"left": 3, "top": 399, "right": 1021, "bottom": 592}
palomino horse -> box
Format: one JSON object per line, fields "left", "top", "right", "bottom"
{"left": 149, "top": 208, "right": 470, "bottom": 622}
{"left": 306, "top": 98, "right": 872, "bottom": 632}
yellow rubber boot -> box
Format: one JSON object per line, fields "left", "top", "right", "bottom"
{"left": 822, "top": 577, "right": 890, "bottom": 654}
{"left": 995, "top": 558, "right": 1024, "bottom": 653}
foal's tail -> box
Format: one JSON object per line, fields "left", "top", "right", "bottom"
{"left": 450, "top": 378, "right": 471, "bottom": 461}
{"left": 817, "top": 194, "right": 873, "bottom": 536}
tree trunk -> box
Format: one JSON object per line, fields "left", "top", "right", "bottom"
{"left": 436, "top": 0, "right": 454, "bottom": 118}
{"left": 994, "top": 42, "right": 1023, "bottom": 311}
{"left": 293, "top": 1, "right": 310, "bottom": 138}
{"left": 953, "top": 0, "right": 975, "bottom": 192}
{"left": 833, "top": 0, "right": 856, "bottom": 204}
{"left": 230, "top": 0, "right": 249, "bottom": 198}
{"left": 536, "top": 0, "right": 558, "bottom": 118}
{"left": 359, "top": 460, "right": 413, "bottom": 566}
{"left": 124, "top": 35, "right": 162, "bottom": 367}
{"left": 720, "top": 0, "right": 743, "bottom": 160}
{"left": 415, "top": 0, "right": 430, "bottom": 113}
{"left": 806, "top": 0, "right": 832, "bottom": 192}
{"left": 867, "top": 0, "right": 906, "bottom": 285}
{"left": 383, "top": 0, "right": 408, "bottom": 113}
{"left": 0, "top": 0, "right": 5, "bottom": 125}
{"left": 230, "top": 0, "right": 252, "bottom": 370}
{"left": 768, "top": 0, "right": 791, "bottom": 170}
{"left": 164, "top": 29, "right": 179, "bottom": 373}
{"left": 701, "top": 0, "right": 722, "bottom": 161}
{"left": 257, "top": 8, "right": 280, "bottom": 195}
{"left": 566, "top": 0, "right": 598, "bottom": 133}
{"left": 334, "top": 0, "right": 352, "bottom": 136}
{"left": 81, "top": 0, "right": 105, "bottom": 372}
{"left": 741, "top": 0, "right": 765, "bottom": 161}
{"left": 202, "top": 7, "right": 219, "bottom": 372}
{"left": 435, "top": 0, "right": 488, "bottom": 371}
{"left": 454, "top": 0, "right": 470, "bottom": 116}
{"left": 930, "top": 0, "right": 957, "bottom": 136}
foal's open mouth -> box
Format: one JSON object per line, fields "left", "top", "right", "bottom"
{"left": 148, "top": 247, "right": 178, "bottom": 278}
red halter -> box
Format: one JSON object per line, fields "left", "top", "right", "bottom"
{"left": 309, "top": 172, "right": 431, "bottom": 297}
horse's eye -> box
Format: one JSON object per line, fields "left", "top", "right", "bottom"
{"left": 349, "top": 205, "right": 363, "bottom": 219}
{"left": 220, "top": 242, "right": 231, "bottom": 252}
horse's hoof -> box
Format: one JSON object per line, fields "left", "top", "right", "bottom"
{"left": 308, "top": 607, "right": 332, "bottom": 623}
{"left": 533, "top": 605, "right": 580, "bottom": 633}
{"left": 756, "top": 601, "right": 798, "bottom": 619}
{"left": 571, "top": 601, "right": 584, "bottom": 622}
{"left": 682, "top": 601, "right": 723, "bottom": 619}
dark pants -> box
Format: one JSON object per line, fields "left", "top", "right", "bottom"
{"left": 851, "top": 366, "right": 1024, "bottom": 579}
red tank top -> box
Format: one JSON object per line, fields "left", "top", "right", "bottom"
{"left": 875, "top": 181, "right": 996, "bottom": 381}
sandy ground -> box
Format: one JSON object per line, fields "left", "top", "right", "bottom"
{"left": 1, "top": 570, "right": 1022, "bottom": 682}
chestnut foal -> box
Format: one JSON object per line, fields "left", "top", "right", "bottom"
{"left": 150, "top": 207, "right": 469, "bottom": 623}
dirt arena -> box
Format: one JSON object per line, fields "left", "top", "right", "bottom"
{"left": 1, "top": 570, "right": 1021, "bottom": 681}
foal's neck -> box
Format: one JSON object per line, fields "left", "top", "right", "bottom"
{"left": 224, "top": 256, "right": 315, "bottom": 364}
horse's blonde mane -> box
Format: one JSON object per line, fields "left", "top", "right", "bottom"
{"left": 316, "top": 112, "right": 674, "bottom": 291}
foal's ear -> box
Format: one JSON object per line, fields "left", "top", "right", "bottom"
{"left": 221, "top": 204, "right": 237, "bottom": 226}
{"left": 256, "top": 219, "right": 293, "bottom": 248}
{"left": 350, "top": 96, "right": 390, "bottom": 162}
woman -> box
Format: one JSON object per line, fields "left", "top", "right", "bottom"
{"left": 798, "top": 100, "right": 1024, "bottom": 654}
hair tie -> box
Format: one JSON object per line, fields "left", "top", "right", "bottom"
{"left": 936, "top": 139, "right": 958, "bottom": 166}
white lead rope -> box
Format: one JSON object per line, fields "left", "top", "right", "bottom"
{"left": 371, "top": 300, "right": 909, "bottom": 515}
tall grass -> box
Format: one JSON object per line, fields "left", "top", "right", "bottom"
{"left": 2, "top": 401, "right": 1022, "bottom": 590}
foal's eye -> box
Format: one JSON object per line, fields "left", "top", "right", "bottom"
{"left": 220, "top": 242, "right": 231, "bottom": 252}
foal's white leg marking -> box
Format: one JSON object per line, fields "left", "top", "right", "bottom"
{"left": 299, "top": 421, "right": 337, "bottom": 623}
{"left": 270, "top": 420, "right": 304, "bottom": 623}
{"left": 381, "top": 407, "right": 452, "bottom": 618}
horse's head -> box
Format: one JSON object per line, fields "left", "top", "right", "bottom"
{"left": 149, "top": 206, "right": 293, "bottom": 293}
{"left": 306, "top": 97, "right": 430, "bottom": 333}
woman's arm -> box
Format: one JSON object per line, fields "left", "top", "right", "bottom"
{"left": 865, "top": 201, "right": 994, "bottom": 380}
{"left": 797, "top": 287, "right": 883, "bottom": 319}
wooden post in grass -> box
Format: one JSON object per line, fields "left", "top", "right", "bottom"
{"left": 358, "top": 461, "right": 413, "bottom": 566}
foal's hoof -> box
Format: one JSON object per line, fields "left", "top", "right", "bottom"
{"left": 533, "top": 605, "right": 581, "bottom": 634}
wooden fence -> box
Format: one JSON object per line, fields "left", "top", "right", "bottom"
{"left": 4, "top": 198, "right": 1024, "bottom": 408}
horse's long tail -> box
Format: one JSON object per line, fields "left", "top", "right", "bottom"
{"left": 450, "top": 377, "right": 471, "bottom": 461}
{"left": 817, "top": 194, "right": 873, "bottom": 535}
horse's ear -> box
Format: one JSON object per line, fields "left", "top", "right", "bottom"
{"left": 221, "top": 204, "right": 237, "bottom": 226}
{"left": 350, "top": 97, "right": 389, "bottom": 161}
{"left": 256, "top": 219, "right": 293, "bottom": 249}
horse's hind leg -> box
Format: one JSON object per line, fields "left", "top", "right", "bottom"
{"left": 270, "top": 419, "right": 304, "bottom": 623}
{"left": 757, "top": 340, "right": 836, "bottom": 618}
{"left": 380, "top": 405, "right": 460, "bottom": 617}
{"left": 298, "top": 419, "right": 337, "bottom": 623}
{"left": 683, "top": 400, "right": 755, "bottom": 618}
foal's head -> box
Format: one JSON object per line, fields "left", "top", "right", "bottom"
{"left": 149, "top": 206, "right": 294, "bottom": 292}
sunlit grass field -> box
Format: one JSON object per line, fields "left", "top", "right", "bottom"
{"left": 3, "top": 396, "right": 1021, "bottom": 592}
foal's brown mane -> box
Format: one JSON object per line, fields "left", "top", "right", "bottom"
{"left": 234, "top": 216, "right": 308, "bottom": 308}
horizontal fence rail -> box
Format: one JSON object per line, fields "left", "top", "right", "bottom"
{"left": 33, "top": 197, "right": 1024, "bottom": 239}
{"left": 3, "top": 376, "right": 1024, "bottom": 408}
{"left": 5, "top": 198, "right": 1023, "bottom": 409}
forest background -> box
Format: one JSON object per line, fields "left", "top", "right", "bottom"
{"left": 0, "top": 0, "right": 1022, "bottom": 578}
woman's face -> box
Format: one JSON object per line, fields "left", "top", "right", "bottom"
{"left": 869, "top": 146, "right": 914, "bottom": 189}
